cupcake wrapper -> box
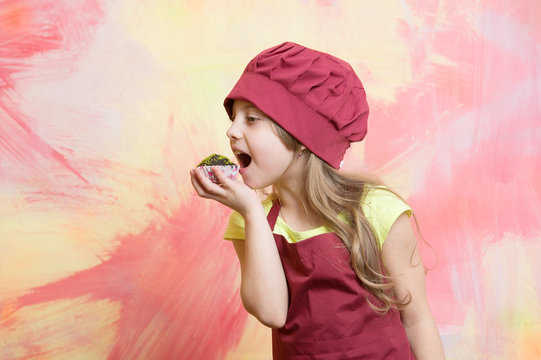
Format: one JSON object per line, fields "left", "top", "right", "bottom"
{"left": 199, "top": 165, "right": 239, "bottom": 184}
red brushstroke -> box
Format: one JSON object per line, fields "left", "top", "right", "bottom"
{"left": 0, "top": 0, "right": 104, "bottom": 184}
{"left": 11, "top": 197, "right": 247, "bottom": 359}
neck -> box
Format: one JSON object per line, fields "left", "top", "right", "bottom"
{"left": 275, "top": 185, "right": 304, "bottom": 212}
{"left": 275, "top": 182, "right": 324, "bottom": 231}
{"left": 273, "top": 155, "right": 306, "bottom": 211}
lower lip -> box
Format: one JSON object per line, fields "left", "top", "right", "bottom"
{"left": 239, "top": 166, "right": 247, "bottom": 175}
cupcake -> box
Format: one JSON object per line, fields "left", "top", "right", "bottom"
{"left": 197, "top": 154, "right": 239, "bottom": 184}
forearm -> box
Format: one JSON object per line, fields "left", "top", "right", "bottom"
{"left": 404, "top": 317, "right": 446, "bottom": 360}
{"left": 238, "top": 206, "right": 289, "bottom": 328}
{"left": 190, "top": 167, "right": 289, "bottom": 326}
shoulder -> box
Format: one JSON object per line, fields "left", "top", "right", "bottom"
{"left": 362, "top": 186, "right": 411, "bottom": 213}
{"left": 223, "top": 195, "right": 274, "bottom": 240}
{"left": 361, "top": 186, "right": 412, "bottom": 247}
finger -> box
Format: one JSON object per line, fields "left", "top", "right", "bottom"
{"left": 191, "top": 169, "right": 220, "bottom": 197}
{"left": 190, "top": 169, "right": 212, "bottom": 198}
{"left": 195, "top": 168, "right": 228, "bottom": 196}
{"left": 212, "top": 167, "right": 233, "bottom": 187}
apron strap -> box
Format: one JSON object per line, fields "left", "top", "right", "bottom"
{"left": 267, "top": 198, "right": 281, "bottom": 230}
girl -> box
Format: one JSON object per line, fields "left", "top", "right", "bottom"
{"left": 190, "top": 42, "right": 445, "bottom": 359}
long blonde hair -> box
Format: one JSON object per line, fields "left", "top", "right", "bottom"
{"left": 272, "top": 123, "right": 413, "bottom": 313}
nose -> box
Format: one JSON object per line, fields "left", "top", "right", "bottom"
{"left": 226, "top": 120, "right": 242, "bottom": 140}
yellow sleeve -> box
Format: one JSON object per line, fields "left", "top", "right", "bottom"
{"left": 361, "top": 187, "right": 412, "bottom": 247}
{"left": 223, "top": 210, "right": 246, "bottom": 240}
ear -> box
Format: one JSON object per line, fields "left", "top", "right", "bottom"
{"left": 300, "top": 145, "right": 307, "bottom": 152}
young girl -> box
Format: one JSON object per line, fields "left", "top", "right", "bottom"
{"left": 190, "top": 42, "right": 445, "bottom": 359}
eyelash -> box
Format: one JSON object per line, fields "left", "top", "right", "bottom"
{"left": 229, "top": 115, "right": 259, "bottom": 122}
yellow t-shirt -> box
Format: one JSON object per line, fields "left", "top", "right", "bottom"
{"left": 223, "top": 187, "right": 412, "bottom": 247}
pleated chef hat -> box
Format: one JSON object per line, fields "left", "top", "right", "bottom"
{"left": 224, "top": 42, "right": 369, "bottom": 169}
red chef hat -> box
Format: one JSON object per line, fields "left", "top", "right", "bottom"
{"left": 224, "top": 42, "right": 369, "bottom": 169}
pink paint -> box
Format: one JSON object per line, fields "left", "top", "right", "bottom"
{"left": 12, "top": 197, "right": 246, "bottom": 359}
{"left": 0, "top": 0, "right": 103, "bottom": 184}
{"left": 364, "top": 0, "right": 541, "bottom": 333}
{"left": 0, "top": 1, "right": 61, "bottom": 88}
{"left": 1, "top": 0, "right": 539, "bottom": 358}
{"left": 316, "top": 0, "right": 335, "bottom": 6}
{"left": 0, "top": 99, "right": 89, "bottom": 183}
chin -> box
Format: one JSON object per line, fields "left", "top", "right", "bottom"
{"left": 243, "top": 180, "right": 264, "bottom": 190}
{"left": 241, "top": 176, "right": 271, "bottom": 191}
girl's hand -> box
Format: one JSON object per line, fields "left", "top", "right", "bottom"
{"left": 189, "top": 167, "right": 261, "bottom": 216}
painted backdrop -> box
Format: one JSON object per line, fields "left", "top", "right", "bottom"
{"left": 1, "top": 0, "right": 539, "bottom": 359}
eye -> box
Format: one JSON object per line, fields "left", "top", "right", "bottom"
{"left": 247, "top": 115, "right": 259, "bottom": 122}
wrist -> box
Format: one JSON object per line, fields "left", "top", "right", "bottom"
{"left": 240, "top": 202, "right": 265, "bottom": 220}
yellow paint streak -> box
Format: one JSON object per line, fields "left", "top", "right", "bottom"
{"left": 226, "top": 315, "right": 272, "bottom": 360}
{"left": 481, "top": 234, "right": 541, "bottom": 359}
{"left": 0, "top": 175, "right": 163, "bottom": 301}
{"left": 437, "top": 235, "right": 541, "bottom": 359}
{"left": 0, "top": 213, "right": 114, "bottom": 300}
{"left": 115, "top": 0, "right": 415, "bottom": 107}
{"left": 0, "top": 296, "right": 120, "bottom": 359}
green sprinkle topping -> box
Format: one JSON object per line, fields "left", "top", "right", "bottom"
{"left": 197, "top": 153, "right": 236, "bottom": 166}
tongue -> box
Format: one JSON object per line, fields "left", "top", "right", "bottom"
{"left": 238, "top": 153, "right": 252, "bottom": 168}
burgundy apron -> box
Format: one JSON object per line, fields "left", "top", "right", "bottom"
{"left": 268, "top": 200, "right": 415, "bottom": 360}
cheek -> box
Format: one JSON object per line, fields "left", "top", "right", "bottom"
{"left": 267, "top": 144, "right": 295, "bottom": 168}
{"left": 251, "top": 126, "right": 295, "bottom": 167}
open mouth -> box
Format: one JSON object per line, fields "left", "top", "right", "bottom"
{"left": 236, "top": 152, "right": 252, "bottom": 168}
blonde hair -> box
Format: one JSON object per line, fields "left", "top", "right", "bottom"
{"left": 271, "top": 123, "right": 413, "bottom": 313}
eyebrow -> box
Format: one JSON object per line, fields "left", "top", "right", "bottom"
{"left": 232, "top": 102, "right": 269, "bottom": 118}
